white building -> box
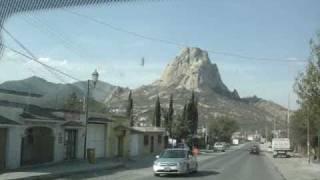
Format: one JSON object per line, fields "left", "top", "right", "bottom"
{"left": 128, "top": 126, "right": 166, "bottom": 157}
{"left": 0, "top": 89, "right": 118, "bottom": 170}
{"left": 0, "top": 100, "right": 87, "bottom": 170}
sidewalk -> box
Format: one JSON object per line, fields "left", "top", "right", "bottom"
{"left": 0, "top": 158, "right": 124, "bottom": 180}
{"left": 261, "top": 144, "right": 320, "bottom": 180}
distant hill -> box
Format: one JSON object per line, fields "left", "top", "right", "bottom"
{"left": 0, "top": 76, "right": 117, "bottom": 109}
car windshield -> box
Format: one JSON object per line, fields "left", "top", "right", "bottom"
{"left": 160, "top": 150, "right": 187, "bottom": 159}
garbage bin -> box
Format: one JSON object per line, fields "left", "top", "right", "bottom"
{"left": 87, "top": 148, "right": 96, "bottom": 164}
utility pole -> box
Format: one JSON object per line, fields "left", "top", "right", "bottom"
{"left": 83, "top": 80, "right": 90, "bottom": 159}
{"left": 287, "top": 92, "right": 290, "bottom": 139}
{"left": 318, "top": 130, "right": 320, "bottom": 162}
{"left": 307, "top": 115, "right": 310, "bottom": 164}
{"left": 83, "top": 70, "right": 99, "bottom": 160}
{"left": 273, "top": 118, "right": 276, "bottom": 138}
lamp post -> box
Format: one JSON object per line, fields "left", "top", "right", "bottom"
{"left": 83, "top": 69, "right": 99, "bottom": 159}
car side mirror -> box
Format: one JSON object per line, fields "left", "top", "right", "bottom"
{"left": 156, "top": 155, "right": 160, "bottom": 159}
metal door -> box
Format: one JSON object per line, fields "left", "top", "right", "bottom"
{"left": 65, "top": 129, "right": 77, "bottom": 160}
{"left": 0, "top": 128, "right": 7, "bottom": 170}
{"left": 150, "top": 136, "right": 154, "bottom": 153}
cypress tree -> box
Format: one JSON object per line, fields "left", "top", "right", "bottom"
{"left": 153, "top": 95, "right": 161, "bottom": 127}
{"left": 168, "top": 94, "right": 174, "bottom": 137}
{"left": 127, "top": 91, "right": 134, "bottom": 126}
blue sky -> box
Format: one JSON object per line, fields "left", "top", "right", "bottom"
{"left": 1, "top": 0, "right": 320, "bottom": 109}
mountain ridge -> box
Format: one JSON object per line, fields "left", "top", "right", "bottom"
{"left": 0, "top": 47, "right": 287, "bottom": 130}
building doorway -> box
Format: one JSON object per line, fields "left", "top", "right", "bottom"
{"left": 0, "top": 128, "right": 7, "bottom": 170}
{"left": 150, "top": 136, "right": 154, "bottom": 153}
{"left": 21, "top": 127, "right": 54, "bottom": 166}
{"left": 65, "top": 129, "right": 77, "bottom": 160}
{"left": 117, "top": 136, "right": 124, "bottom": 157}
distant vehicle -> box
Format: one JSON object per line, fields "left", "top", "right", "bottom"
{"left": 153, "top": 149, "right": 198, "bottom": 176}
{"left": 232, "top": 138, "right": 239, "bottom": 145}
{"left": 247, "top": 136, "right": 254, "bottom": 141}
{"left": 214, "top": 142, "right": 226, "bottom": 152}
{"left": 272, "top": 138, "right": 291, "bottom": 158}
{"left": 249, "top": 145, "right": 260, "bottom": 155}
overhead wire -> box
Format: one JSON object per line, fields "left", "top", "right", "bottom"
{"left": 17, "top": 12, "right": 119, "bottom": 94}
{"left": 63, "top": 8, "right": 307, "bottom": 63}
{"left": 1, "top": 24, "right": 71, "bottom": 83}
{"left": 1, "top": 42, "right": 116, "bottom": 98}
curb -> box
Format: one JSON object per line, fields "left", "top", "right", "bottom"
{"left": 11, "top": 163, "right": 125, "bottom": 180}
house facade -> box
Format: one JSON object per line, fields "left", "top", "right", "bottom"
{"left": 0, "top": 87, "right": 130, "bottom": 170}
{"left": 0, "top": 100, "right": 87, "bottom": 169}
{"left": 0, "top": 88, "right": 165, "bottom": 170}
{"left": 129, "top": 127, "right": 166, "bottom": 157}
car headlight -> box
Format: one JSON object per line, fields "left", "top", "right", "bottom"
{"left": 178, "top": 161, "right": 186, "bottom": 167}
{"left": 153, "top": 161, "right": 160, "bottom": 166}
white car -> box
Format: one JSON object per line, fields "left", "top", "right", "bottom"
{"left": 214, "top": 142, "right": 226, "bottom": 152}
{"left": 153, "top": 149, "right": 198, "bottom": 176}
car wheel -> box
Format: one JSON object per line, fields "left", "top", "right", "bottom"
{"left": 154, "top": 173, "right": 160, "bottom": 177}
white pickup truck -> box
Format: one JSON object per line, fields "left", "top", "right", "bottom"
{"left": 272, "top": 138, "right": 291, "bottom": 158}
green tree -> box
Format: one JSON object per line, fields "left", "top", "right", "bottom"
{"left": 186, "top": 91, "right": 199, "bottom": 135}
{"left": 168, "top": 94, "right": 174, "bottom": 137}
{"left": 208, "top": 116, "right": 239, "bottom": 144}
{"left": 127, "top": 90, "right": 134, "bottom": 127}
{"left": 171, "top": 92, "right": 199, "bottom": 144}
{"left": 293, "top": 33, "right": 320, "bottom": 155}
{"left": 172, "top": 114, "right": 189, "bottom": 142}
{"left": 153, "top": 95, "right": 161, "bottom": 127}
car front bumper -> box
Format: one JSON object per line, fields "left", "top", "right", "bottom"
{"left": 153, "top": 164, "right": 187, "bottom": 174}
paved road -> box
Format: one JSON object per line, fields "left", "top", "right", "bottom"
{"left": 58, "top": 144, "right": 285, "bottom": 180}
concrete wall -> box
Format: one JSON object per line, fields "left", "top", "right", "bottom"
{"left": 2, "top": 124, "right": 86, "bottom": 170}
{"left": 106, "top": 123, "right": 130, "bottom": 158}
{"left": 76, "top": 128, "right": 85, "bottom": 159}
{"left": 130, "top": 133, "right": 164, "bottom": 157}
{"left": 129, "top": 134, "right": 140, "bottom": 157}
{"left": 5, "top": 126, "right": 23, "bottom": 169}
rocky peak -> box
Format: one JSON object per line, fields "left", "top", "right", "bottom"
{"left": 155, "top": 47, "right": 230, "bottom": 95}
{"left": 231, "top": 89, "right": 240, "bottom": 99}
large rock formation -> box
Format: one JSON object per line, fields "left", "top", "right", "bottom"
{"left": 106, "top": 47, "right": 288, "bottom": 130}
{"left": 154, "top": 47, "right": 230, "bottom": 95}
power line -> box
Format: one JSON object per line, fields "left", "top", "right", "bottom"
{"left": 0, "top": 42, "right": 81, "bottom": 82}
{"left": 1, "top": 25, "right": 71, "bottom": 83}
{"left": 1, "top": 43, "right": 115, "bottom": 98}
{"left": 63, "top": 9, "right": 307, "bottom": 63}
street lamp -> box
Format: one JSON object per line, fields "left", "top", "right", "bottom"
{"left": 83, "top": 69, "right": 99, "bottom": 159}
{"left": 92, "top": 69, "right": 99, "bottom": 88}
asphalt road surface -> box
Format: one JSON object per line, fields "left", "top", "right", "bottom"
{"left": 58, "top": 144, "right": 285, "bottom": 180}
